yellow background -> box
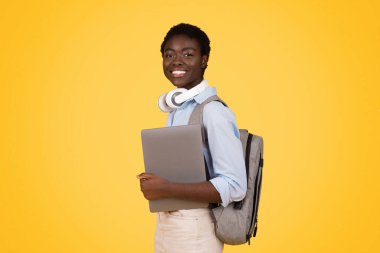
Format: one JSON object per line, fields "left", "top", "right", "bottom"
{"left": 1, "top": 0, "right": 379, "bottom": 252}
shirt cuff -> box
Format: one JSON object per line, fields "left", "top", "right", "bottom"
{"left": 209, "top": 176, "right": 231, "bottom": 207}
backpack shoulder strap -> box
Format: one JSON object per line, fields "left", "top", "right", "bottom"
{"left": 188, "top": 95, "right": 227, "bottom": 143}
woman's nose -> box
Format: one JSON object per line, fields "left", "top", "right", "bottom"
{"left": 172, "top": 54, "right": 184, "bottom": 65}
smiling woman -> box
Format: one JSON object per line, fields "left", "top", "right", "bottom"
{"left": 161, "top": 24, "right": 210, "bottom": 90}
{"left": 162, "top": 34, "right": 208, "bottom": 89}
{"left": 138, "top": 23, "right": 247, "bottom": 253}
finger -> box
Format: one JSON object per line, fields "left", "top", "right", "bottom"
{"left": 137, "top": 173, "right": 154, "bottom": 180}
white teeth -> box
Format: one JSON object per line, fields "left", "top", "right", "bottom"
{"left": 172, "top": 70, "right": 186, "bottom": 74}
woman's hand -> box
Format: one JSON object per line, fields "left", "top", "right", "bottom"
{"left": 137, "top": 173, "right": 171, "bottom": 200}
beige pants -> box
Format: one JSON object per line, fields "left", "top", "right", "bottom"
{"left": 154, "top": 208, "right": 224, "bottom": 253}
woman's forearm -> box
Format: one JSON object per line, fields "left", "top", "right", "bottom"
{"left": 165, "top": 181, "right": 222, "bottom": 203}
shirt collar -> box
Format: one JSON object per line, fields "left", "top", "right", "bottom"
{"left": 193, "top": 80, "right": 217, "bottom": 104}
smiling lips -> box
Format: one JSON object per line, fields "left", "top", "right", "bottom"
{"left": 171, "top": 70, "right": 187, "bottom": 78}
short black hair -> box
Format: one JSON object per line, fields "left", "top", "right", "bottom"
{"left": 160, "top": 23, "right": 211, "bottom": 57}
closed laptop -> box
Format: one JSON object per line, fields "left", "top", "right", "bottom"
{"left": 141, "top": 124, "right": 208, "bottom": 212}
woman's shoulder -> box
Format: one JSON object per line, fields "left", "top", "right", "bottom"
{"left": 203, "top": 100, "right": 236, "bottom": 124}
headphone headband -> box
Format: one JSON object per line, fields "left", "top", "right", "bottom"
{"left": 174, "top": 80, "right": 209, "bottom": 104}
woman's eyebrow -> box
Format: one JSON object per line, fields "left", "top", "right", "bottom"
{"left": 164, "top": 47, "right": 197, "bottom": 52}
{"left": 182, "top": 47, "right": 196, "bottom": 51}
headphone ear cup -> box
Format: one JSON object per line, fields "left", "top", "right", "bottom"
{"left": 158, "top": 93, "right": 174, "bottom": 112}
{"left": 166, "top": 88, "right": 187, "bottom": 109}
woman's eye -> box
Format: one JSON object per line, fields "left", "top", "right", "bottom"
{"left": 184, "top": 53, "right": 193, "bottom": 57}
{"left": 164, "top": 54, "right": 174, "bottom": 58}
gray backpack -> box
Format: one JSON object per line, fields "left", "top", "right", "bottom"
{"left": 189, "top": 95, "right": 264, "bottom": 245}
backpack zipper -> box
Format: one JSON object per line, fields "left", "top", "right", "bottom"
{"left": 247, "top": 151, "right": 263, "bottom": 242}
{"left": 245, "top": 133, "right": 255, "bottom": 242}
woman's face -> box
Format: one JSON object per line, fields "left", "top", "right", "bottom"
{"left": 162, "top": 34, "right": 208, "bottom": 90}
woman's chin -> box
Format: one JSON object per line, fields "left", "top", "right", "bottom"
{"left": 170, "top": 79, "right": 188, "bottom": 88}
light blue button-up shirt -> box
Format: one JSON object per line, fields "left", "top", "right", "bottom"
{"left": 166, "top": 82, "right": 247, "bottom": 207}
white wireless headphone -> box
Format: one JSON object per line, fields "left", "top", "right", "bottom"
{"left": 158, "top": 80, "right": 209, "bottom": 112}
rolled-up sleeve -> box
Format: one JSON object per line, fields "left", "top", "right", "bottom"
{"left": 203, "top": 102, "right": 247, "bottom": 207}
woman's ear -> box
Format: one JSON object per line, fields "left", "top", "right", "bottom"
{"left": 201, "top": 55, "right": 209, "bottom": 69}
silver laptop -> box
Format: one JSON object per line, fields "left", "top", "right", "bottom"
{"left": 141, "top": 124, "right": 208, "bottom": 212}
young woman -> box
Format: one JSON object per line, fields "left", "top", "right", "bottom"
{"left": 138, "top": 23, "right": 247, "bottom": 253}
